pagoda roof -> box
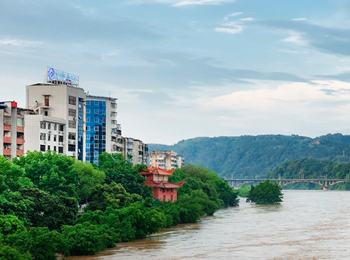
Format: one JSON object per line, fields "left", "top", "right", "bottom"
{"left": 139, "top": 166, "right": 175, "bottom": 176}
{"left": 155, "top": 180, "right": 185, "bottom": 188}
{"left": 145, "top": 179, "right": 185, "bottom": 188}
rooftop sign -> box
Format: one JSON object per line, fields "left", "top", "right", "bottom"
{"left": 46, "top": 67, "right": 79, "bottom": 86}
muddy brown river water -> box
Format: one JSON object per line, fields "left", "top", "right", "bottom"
{"left": 68, "top": 190, "right": 350, "bottom": 260}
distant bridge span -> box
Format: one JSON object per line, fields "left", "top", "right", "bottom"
{"left": 225, "top": 178, "right": 350, "bottom": 191}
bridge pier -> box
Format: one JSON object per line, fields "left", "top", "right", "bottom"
{"left": 323, "top": 186, "right": 328, "bottom": 191}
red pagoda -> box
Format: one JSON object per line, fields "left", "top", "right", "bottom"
{"left": 139, "top": 166, "right": 185, "bottom": 202}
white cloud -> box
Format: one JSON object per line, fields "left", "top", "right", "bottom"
{"left": 215, "top": 17, "right": 253, "bottom": 34}
{"left": 215, "top": 24, "right": 243, "bottom": 34}
{"left": 197, "top": 80, "right": 350, "bottom": 114}
{"left": 0, "top": 39, "right": 43, "bottom": 47}
{"left": 282, "top": 31, "right": 308, "bottom": 45}
{"left": 293, "top": 18, "right": 307, "bottom": 21}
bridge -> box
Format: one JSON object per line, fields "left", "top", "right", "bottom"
{"left": 225, "top": 178, "right": 350, "bottom": 191}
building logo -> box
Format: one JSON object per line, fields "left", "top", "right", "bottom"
{"left": 46, "top": 67, "right": 79, "bottom": 86}
{"left": 48, "top": 68, "right": 55, "bottom": 81}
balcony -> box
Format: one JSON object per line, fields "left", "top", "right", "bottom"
{"left": 4, "top": 125, "right": 11, "bottom": 131}
{"left": 3, "top": 149, "right": 11, "bottom": 155}
{"left": 17, "top": 138, "right": 24, "bottom": 145}
{"left": 16, "top": 150, "right": 24, "bottom": 156}
{"left": 3, "top": 137, "right": 11, "bottom": 143}
{"left": 17, "top": 126, "right": 24, "bottom": 132}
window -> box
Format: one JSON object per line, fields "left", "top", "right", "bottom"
{"left": 17, "top": 118, "right": 23, "bottom": 127}
{"left": 69, "top": 96, "right": 76, "bottom": 105}
{"left": 94, "top": 135, "right": 99, "bottom": 140}
{"left": 59, "top": 124, "right": 64, "bottom": 131}
{"left": 47, "top": 145, "right": 50, "bottom": 150}
{"left": 94, "top": 101, "right": 99, "bottom": 105}
{"left": 94, "top": 118, "right": 99, "bottom": 123}
{"left": 86, "top": 143, "right": 90, "bottom": 148}
{"left": 59, "top": 136, "right": 64, "bottom": 142}
{"left": 44, "top": 95, "right": 50, "bottom": 106}
{"left": 40, "top": 145, "right": 45, "bottom": 152}
{"left": 40, "top": 121, "right": 46, "bottom": 129}
{"left": 54, "top": 146, "right": 57, "bottom": 152}
{"left": 94, "top": 109, "right": 99, "bottom": 114}
{"left": 58, "top": 147, "right": 63, "bottom": 153}
{"left": 86, "top": 109, "right": 90, "bottom": 114}
{"left": 68, "top": 120, "right": 76, "bottom": 128}
{"left": 48, "top": 135, "right": 51, "bottom": 141}
{"left": 94, "top": 126, "right": 99, "bottom": 131}
{"left": 86, "top": 117, "right": 90, "bottom": 122}
{"left": 68, "top": 145, "right": 75, "bottom": 152}
{"left": 54, "top": 124, "right": 57, "bottom": 130}
{"left": 54, "top": 135, "right": 57, "bottom": 142}
{"left": 86, "top": 126, "right": 90, "bottom": 131}
{"left": 94, "top": 143, "right": 99, "bottom": 148}
{"left": 40, "top": 133, "right": 46, "bottom": 140}
{"left": 68, "top": 132, "right": 76, "bottom": 140}
{"left": 47, "top": 123, "right": 51, "bottom": 130}
{"left": 69, "top": 109, "right": 76, "bottom": 117}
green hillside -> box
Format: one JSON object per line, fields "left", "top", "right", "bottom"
{"left": 148, "top": 134, "right": 350, "bottom": 179}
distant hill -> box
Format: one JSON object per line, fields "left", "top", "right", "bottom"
{"left": 148, "top": 134, "right": 350, "bottom": 179}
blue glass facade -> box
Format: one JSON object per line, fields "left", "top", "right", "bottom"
{"left": 85, "top": 100, "right": 106, "bottom": 164}
{"left": 77, "top": 99, "right": 84, "bottom": 161}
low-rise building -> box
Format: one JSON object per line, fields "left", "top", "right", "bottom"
{"left": 149, "top": 150, "right": 184, "bottom": 170}
{"left": 139, "top": 166, "right": 184, "bottom": 202}
{"left": 0, "top": 101, "right": 25, "bottom": 160}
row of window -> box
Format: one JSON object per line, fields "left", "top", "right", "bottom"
{"left": 40, "top": 121, "right": 64, "bottom": 131}
{"left": 40, "top": 133, "right": 64, "bottom": 142}
{"left": 86, "top": 143, "right": 106, "bottom": 149}
{"left": 40, "top": 145, "right": 64, "bottom": 154}
{"left": 86, "top": 117, "right": 106, "bottom": 123}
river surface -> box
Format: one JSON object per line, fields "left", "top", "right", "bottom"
{"left": 68, "top": 190, "right": 350, "bottom": 260}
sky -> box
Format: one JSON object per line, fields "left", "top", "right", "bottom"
{"left": 2, "top": 0, "right": 350, "bottom": 144}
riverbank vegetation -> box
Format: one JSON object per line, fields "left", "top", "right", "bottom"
{"left": 266, "top": 158, "right": 350, "bottom": 190}
{"left": 247, "top": 180, "right": 283, "bottom": 205}
{"left": 233, "top": 185, "right": 251, "bottom": 198}
{"left": 0, "top": 152, "right": 237, "bottom": 259}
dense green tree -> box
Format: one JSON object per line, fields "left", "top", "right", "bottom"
{"left": 70, "top": 161, "right": 105, "bottom": 205}
{"left": 87, "top": 182, "right": 142, "bottom": 211}
{"left": 247, "top": 180, "right": 283, "bottom": 204}
{"left": 99, "top": 153, "right": 152, "bottom": 198}
{"left": 19, "top": 188, "right": 78, "bottom": 229}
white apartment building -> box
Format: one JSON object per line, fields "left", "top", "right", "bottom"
{"left": 25, "top": 68, "right": 86, "bottom": 160}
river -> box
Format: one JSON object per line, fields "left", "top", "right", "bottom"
{"left": 68, "top": 190, "right": 350, "bottom": 260}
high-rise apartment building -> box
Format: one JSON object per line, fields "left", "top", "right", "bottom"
{"left": 85, "top": 95, "right": 120, "bottom": 164}
{"left": 25, "top": 68, "right": 86, "bottom": 160}
{"left": 0, "top": 101, "right": 25, "bottom": 160}
{"left": 149, "top": 150, "right": 184, "bottom": 170}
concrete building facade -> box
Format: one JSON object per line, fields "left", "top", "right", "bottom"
{"left": 25, "top": 83, "right": 86, "bottom": 160}
{"left": 149, "top": 150, "right": 184, "bottom": 170}
{"left": 0, "top": 101, "right": 25, "bottom": 160}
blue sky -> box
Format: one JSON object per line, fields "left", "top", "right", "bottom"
{"left": 2, "top": 0, "right": 350, "bottom": 144}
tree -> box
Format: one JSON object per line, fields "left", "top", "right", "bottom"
{"left": 87, "top": 182, "right": 142, "bottom": 211}
{"left": 247, "top": 180, "right": 283, "bottom": 204}
{"left": 98, "top": 153, "right": 152, "bottom": 198}
{"left": 69, "top": 161, "right": 105, "bottom": 205}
